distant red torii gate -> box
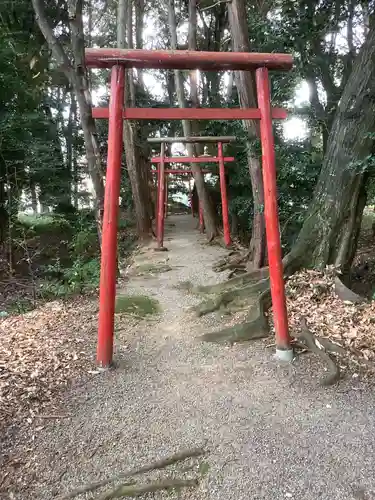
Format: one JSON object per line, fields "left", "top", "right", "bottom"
{"left": 148, "top": 135, "right": 235, "bottom": 249}
{"left": 86, "top": 48, "right": 294, "bottom": 368}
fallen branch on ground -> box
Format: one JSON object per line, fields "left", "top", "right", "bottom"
{"left": 60, "top": 447, "right": 205, "bottom": 499}
{"left": 96, "top": 478, "right": 198, "bottom": 499}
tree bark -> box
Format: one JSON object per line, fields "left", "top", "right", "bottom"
{"left": 135, "top": 0, "right": 145, "bottom": 87}
{"left": 227, "top": 0, "right": 265, "bottom": 268}
{"left": 70, "top": 90, "right": 79, "bottom": 208}
{"left": 118, "top": 0, "right": 153, "bottom": 240}
{"left": 31, "top": 0, "right": 104, "bottom": 238}
{"left": 167, "top": 0, "right": 218, "bottom": 241}
{"left": 287, "top": 23, "right": 375, "bottom": 271}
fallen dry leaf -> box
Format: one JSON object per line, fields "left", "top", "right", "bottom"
{"left": 0, "top": 297, "right": 99, "bottom": 436}
{"left": 285, "top": 268, "right": 375, "bottom": 371}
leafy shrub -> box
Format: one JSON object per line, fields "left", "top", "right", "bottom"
{"left": 41, "top": 257, "right": 100, "bottom": 296}
{"left": 69, "top": 229, "right": 98, "bottom": 259}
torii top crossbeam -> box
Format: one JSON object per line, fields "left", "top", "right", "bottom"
{"left": 85, "top": 48, "right": 293, "bottom": 71}
{"left": 147, "top": 136, "right": 236, "bottom": 144}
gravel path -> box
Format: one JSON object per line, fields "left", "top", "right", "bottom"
{"left": 11, "top": 215, "right": 375, "bottom": 500}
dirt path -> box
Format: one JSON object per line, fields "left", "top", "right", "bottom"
{"left": 6, "top": 215, "right": 375, "bottom": 500}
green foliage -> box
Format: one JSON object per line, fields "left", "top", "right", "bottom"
{"left": 17, "top": 213, "right": 72, "bottom": 234}
{"left": 69, "top": 228, "right": 98, "bottom": 258}
{"left": 41, "top": 257, "right": 100, "bottom": 297}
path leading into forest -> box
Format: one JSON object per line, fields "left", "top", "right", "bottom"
{"left": 14, "top": 215, "right": 375, "bottom": 499}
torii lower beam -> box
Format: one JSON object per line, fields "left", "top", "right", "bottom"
{"left": 151, "top": 169, "right": 211, "bottom": 173}
{"left": 89, "top": 47, "right": 294, "bottom": 368}
{"left": 92, "top": 108, "right": 287, "bottom": 120}
{"left": 151, "top": 156, "right": 235, "bottom": 163}
{"left": 148, "top": 136, "right": 236, "bottom": 143}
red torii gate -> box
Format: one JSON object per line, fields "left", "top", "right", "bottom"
{"left": 86, "top": 48, "right": 294, "bottom": 367}
{"left": 148, "top": 135, "right": 235, "bottom": 249}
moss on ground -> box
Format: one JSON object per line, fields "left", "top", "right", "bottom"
{"left": 115, "top": 294, "right": 161, "bottom": 316}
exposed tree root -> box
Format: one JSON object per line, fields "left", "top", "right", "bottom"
{"left": 295, "top": 326, "right": 375, "bottom": 371}
{"left": 199, "top": 290, "right": 271, "bottom": 344}
{"left": 194, "top": 279, "right": 270, "bottom": 317}
{"left": 60, "top": 447, "right": 205, "bottom": 499}
{"left": 295, "top": 318, "right": 340, "bottom": 386}
{"left": 227, "top": 269, "right": 247, "bottom": 279}
{"left": 97, "top": 479, "right": 198, "bottom": 499}
{"left": 213, "top": 260, "right": 247, "bottom": 273}
{"left": 194, "top": 267, "right": 270, "bottom": 295}
{"left": 196, "top": 256, "right": 375, "bottom": 386}
{"left": 334, "top": 275, "right": 367, "bottom": 303}
{"left": 211, "top": 243, "right": 250, "bottom": 272}
{"left": 212, "top": 252, "right": 249, "bottom": 272}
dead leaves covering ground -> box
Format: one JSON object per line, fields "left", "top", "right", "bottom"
{"left": 0, "top": 298, "right": 99, "bottom": 438}
{"left": 286, "top": 268, "right": 375, "bottom": 373}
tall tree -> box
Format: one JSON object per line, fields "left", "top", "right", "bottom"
{"left": 118, "top": 0, "right": 154, "bottom": 240}
{"left": 31, "top": 0, "right": 104, "bottom": 238}
{"left": 286, "top": 21, "right": 375, "bottom": 272}
{"left": 227, "top": 0, "right": 266, "bottom": 268}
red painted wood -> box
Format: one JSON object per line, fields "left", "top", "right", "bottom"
{"left": 92, "top": 107, "right": 287, "bottom": 121}
{"left": 151, "top": 169, "right": 210, "bottom": 174}
{"left": 156, "top": 142, "right": 166, "bottom": 248}
{"left": 97, "top": 65, "right": 125, "bottom": 368}
{"left": 218, "top": 142, "right": 231, "bottom": 247}
{"left": 164, "top": 177, "right": 168, "bottom": 218}
{"left": 150, "top": 156, "right": 235, "bottom": 164}
{"left": 85, "top": 48, "right": 293, "bottom": 71}
{"left": 256, "top": 67, "right": 290, "bottom": 351}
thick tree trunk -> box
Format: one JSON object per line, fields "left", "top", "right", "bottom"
{"left": 227, "top": 0, "right": 266, "bottom": 268}
{"left": 167, "top": 0, "right": 218, "bottom": 241}
{"left": 287, "top": 24, "right": 375, "bottom": 271}
{"left": 118, "top": 0, "right": 153, "bottom": 240}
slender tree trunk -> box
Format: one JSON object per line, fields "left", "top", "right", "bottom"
{"left": 168, "top": 0, "right": 218, "bottom": 240}
{"left": 118, "top": 0, "right": 153, "bottom": 240}
{"left": 32, "top": 0, "right": 105, "bottom": 240}
{"left": 65, "top": 87, "right": 74, "bottom": 205}
{"left": 135, "top": 0, "right": 145, "bottom": 87}
{"left": 68, "top": 1, "right": 104, "bottom": 226}
{"left": 227, "top": 0, "right": 266, "bottom": 268}
{"left": 287, "top": 23, "right": 375, "bottom": 272}
{"left": 30, "top": 181, "right": 38, "bottom": 213}
{"left": 70, "top": 91, "right": 79, "bottom": 208}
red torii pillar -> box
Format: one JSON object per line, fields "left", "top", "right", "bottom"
{"left": 86, "top": 48, "right": 294, "bottom": 367}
